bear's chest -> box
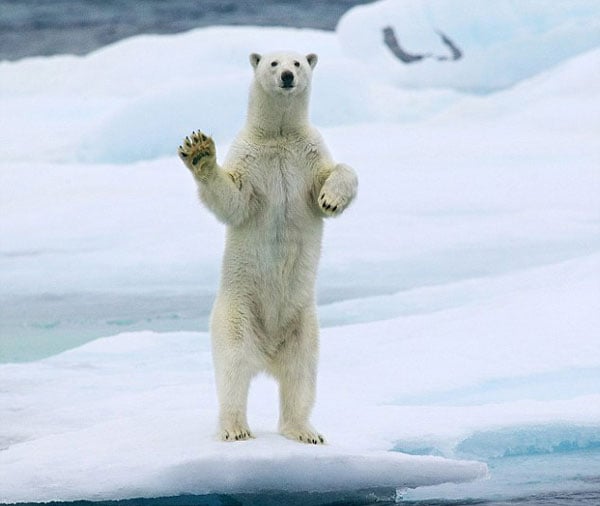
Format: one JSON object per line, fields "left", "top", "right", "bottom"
{"left": 252, "top": 141, "right": 315, "bottom": 212}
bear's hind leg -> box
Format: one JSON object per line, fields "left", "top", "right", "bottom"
{"left": 213, "top": 351, "right": 255, "bottom": 441}
{"left": 211, "top": 304, "right": 257, "bottom": 441}
{"left": 271, "top": 312, "right": 325, "bottom": 444}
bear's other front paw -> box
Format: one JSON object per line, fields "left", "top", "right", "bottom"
{"left": 318, "top": 188, "right": 348, "bottom": 217}
{"left": 281, "top": 425, "right": 326, "bottom": 445}
{"left": 178, "top": 130, "right": 217, "bottom": 181}
{"left": 220, "top": 424, "right": 255, "bottom": 442}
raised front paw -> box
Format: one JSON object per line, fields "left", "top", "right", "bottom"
{"left": 318, "top": 187, "right": 349, "bottom": 217}
{"left": 281, "top": 425, "right": 326, "bottom": 445}
{"left": 178, "top": 130, "right": 216, "bottom": 180}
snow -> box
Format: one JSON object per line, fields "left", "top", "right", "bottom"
{"left": 1, "top": 0, "right": 600, "bottom": 502}
{"left": 0, "top": 328, "right": 491, "bottom": 502}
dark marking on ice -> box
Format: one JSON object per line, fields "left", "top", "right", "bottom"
{"left": 435, "top": 29, "right": 463, "bottom": 61}
{"left": 383, "top": 26, "right": 463, "bottom": 64}
{"left": 382, "top": 26, "right": 430, "bottom": 63}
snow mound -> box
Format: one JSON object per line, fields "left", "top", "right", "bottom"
{"left": 4, "top": 6, "right": 599, "bottom": 164}
{"left": 337, "top": 0, "right": 600, "bottom": 92}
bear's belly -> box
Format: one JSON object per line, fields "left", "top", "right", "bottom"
{"left": 220, "top": 199, "right": 322, "bottom": 334}
{"left": 224, "top": 211, "right": 321, "bottom": 293}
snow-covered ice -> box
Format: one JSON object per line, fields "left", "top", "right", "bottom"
{"left": 1, "top": 0, "right": 600, "bottom": 502}
{"left": 338, "top": 0, "right": 600, "bottom": 92}
{"left": 0, "top": 328, "right": 487, "bottom": 502}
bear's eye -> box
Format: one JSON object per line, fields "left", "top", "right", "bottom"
{"left": 271, "top": 61, "right": 278, "bottom": 67}
{"left": 294, "top": 61, "right": 300, "bottom": 67}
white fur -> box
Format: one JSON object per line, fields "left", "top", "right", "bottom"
{"left": 178, "top": 51, "right": 358, "bottom": 444}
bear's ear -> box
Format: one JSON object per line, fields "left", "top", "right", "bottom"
{"left": 249, "top": 53, "right": 261, "bottom": 69}
{"left": 306, "top": 53, "right": 318, "bottom": 69}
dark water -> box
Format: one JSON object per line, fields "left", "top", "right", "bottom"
{"left": 7, "top": 490, "right": 600, "bottom": 506}
{"left": 0, "top": 0, "right": 375, "bottom": 61}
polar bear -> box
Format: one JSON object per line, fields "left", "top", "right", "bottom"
{"left": 178, "top": 51, "right": 358, "bottom": 444}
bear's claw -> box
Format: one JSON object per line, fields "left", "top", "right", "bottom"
{"left": 318, "top": 189, "right": 347, "bottom": 217}
{"left": 281, "top": 426, "right": 326, "bottom": 445}
{"left": 221, "top": 426, "right": 254, "bottom": 442}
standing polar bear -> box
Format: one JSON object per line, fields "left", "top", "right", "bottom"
{"left": 178, "top": 51, "right": 357, "bottom": 444}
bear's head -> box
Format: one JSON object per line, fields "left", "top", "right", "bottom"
{"left": 249, "top": 51, "right": 318, "bottom": 97}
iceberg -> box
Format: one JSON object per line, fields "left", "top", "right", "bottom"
{"left": 337, "top": 0, "right": 600, "bottom": 92}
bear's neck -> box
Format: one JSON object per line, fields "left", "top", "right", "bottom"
{"left": 245, "top": 83, "right": 311, "bottom": 138}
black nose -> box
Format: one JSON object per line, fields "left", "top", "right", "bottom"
{"left": 281, "top": 70, "right": 294, "bottom": 86}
